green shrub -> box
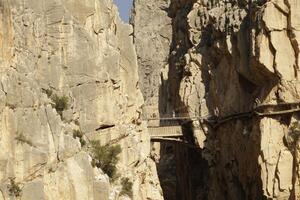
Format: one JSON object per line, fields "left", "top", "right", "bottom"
{"left": 73, "top": 130, "right": 86, "bottom": 147}
{"left": 90, "top": 141, "right": 121, "bottom": 179}
{"left": 51, "top": 94, "right": 69, "bottom": 117}
{"left": 8, "top": 178, "right": 21, "bottom": 197}
{"left": 42, "top": 89, "right": 69, "bottom": 117}
{"left": 120, "top": 177, "right": 133, "bottom": 198}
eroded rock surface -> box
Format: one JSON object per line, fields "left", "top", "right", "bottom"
{"left": 133, "top": 0, "right": 300, "bottom": 199}
{"left": 0, "top": 0, "right": 162, "bottom": 199}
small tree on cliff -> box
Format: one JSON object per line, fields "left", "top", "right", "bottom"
{"left": 90, "top": 140, "right": 121, "bottom": 180}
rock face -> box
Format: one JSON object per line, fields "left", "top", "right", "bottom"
{"left": 133, "top": 0, "right": 300, "bottom": 199}
{"left": 2, "top": 0, "right": 300, "bottom": 199}
{"left": 131, "top": 0, "right": 172, "bottom": 117}
{"left": 0, "top": 0, "right": 162, "bottom": 200}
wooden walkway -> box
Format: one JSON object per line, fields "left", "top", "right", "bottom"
{"left": 146, "top": 101, "right": 300, "bottom": 142}
{"left": 148, "top": 126, "right": 183, "bottom": 138}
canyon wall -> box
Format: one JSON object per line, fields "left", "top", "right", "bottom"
{"left": 133, "top": 0, "right": 300, "bottom": 199}
{"left": 0, "top": 0, "right": 162, "bottom": 199}
{"left": 1, "top": 0, "right": 300, "bottom": 199}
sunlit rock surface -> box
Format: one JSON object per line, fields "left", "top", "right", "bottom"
{"left": 0, "top": 0, "right": 162, "bottom": 199}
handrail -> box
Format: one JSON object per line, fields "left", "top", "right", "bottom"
{"left": 254, "top": 107, "right": 300, "bottom": 116}
{"left": 147, "top": 116, "right": 203, "bottom": 121}
{"left": 145, "top": 101, "right": 300, "bottom": 129}
{"left": 255, "top": 101, "right": 300, "bottom": 108}
{"left": 151, "top": 137, "right": 201, "bottom": 149}
{"left": 210, "top": 104, "right": 300, "bottom": 128}
{"left": 146, "top": 102, "right": 300, "bottom": 146}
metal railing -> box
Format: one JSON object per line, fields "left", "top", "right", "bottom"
{"left": 144, "top": 101, "right": 300, "bottom": 129}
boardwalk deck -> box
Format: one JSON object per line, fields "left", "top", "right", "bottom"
{"left": 148, "top": 126, "right": 183, "bottom": 138}
{"left": 146, "top": 101, "right": 300, "bottom": 141}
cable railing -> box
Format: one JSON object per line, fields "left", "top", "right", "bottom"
{"left": 145, "top": 101, "right": 300, "bottom": 147}
{"left": 144, "top": 101, "right": 300, "bottom": 129}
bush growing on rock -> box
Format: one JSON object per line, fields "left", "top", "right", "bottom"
{"left": 8, "top": 178, "right": 21, "bottom": 197}
{"left": 90, "top": 140, "right": 121, "bottom": 179}
{"left": 72, "top": 130, "right": 86, "bottom": 146}
{"left": 42, "top": 88, "right": 69, "bottom": 118}
{"left": 51, "top": 94, "right": 69, "bottom": 117}
{"left": 120, "top": 177, "right": 133, "bottom": 198}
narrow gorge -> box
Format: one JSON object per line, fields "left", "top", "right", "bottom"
{"left": 133, "top": 0, "right": 300, "bottom": 199}
{"left": 1, "top": 0, "right": 300, "bottom": 200}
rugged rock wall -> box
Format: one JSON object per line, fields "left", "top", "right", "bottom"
{"left": 133, "top": 0, "right": 300, "bottom": 199}
{"left": 131, "top": 1, "right": 176, "bottom": 198}
{"left": 0, "top": 0, "right": 162, "bottom": 199}
{"left": 131, "top": 0, "right": 172, "bottom": 117}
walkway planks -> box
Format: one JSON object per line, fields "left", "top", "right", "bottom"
{"left": 148, "top": 126, "right": 183, "bottom": 138}
{"left": 145, "top": 101, "right": 300, "bottom": 143}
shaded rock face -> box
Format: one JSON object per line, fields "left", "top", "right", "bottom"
{"left": 133, "top": 0, "right": 300, "bottom": 199}
{"left": 0, "top": 0, "right": 163, "bottom": 200}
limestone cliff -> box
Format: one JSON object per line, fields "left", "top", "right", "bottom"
{"left": 133, "top": 0, "right": 300, "bottom": 199}
{"left": 0, "top": 0, "right": 162, "bottom": 199}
